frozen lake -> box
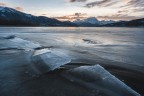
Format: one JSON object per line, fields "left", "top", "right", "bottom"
{"left": 0, "top": 27, "right": 144, "bottom": 96}
{"left": 1, "top": 27, "right": 144, "bottom": 66}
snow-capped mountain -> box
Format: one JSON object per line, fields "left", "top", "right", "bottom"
{"left": 99, "top": 20, "right": 116, "bottom": 25}
{"left": 73, "top": 17, "right": 116, "bottom": 26}
{"left": 82, "top": 17, "right": 99, "bottom": 24}
{"left": 0, "top": 6, "right": 34, "bottom": 21}
{"left": 0, "top": 6, "right": 17, "bottom": 13}
{"left": 0, "top": 6, "right": 77, "bottom": 26}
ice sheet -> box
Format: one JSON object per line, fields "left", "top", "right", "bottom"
{"left": 62, "top": 64, "right": 140, "bottom": 96}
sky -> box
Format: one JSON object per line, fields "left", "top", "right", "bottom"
{"left": 0, "top": 0, "right": 144, "bottom": 21}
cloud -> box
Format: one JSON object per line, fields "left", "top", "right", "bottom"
{"left": 68, "top": 0, "right": 144, "bottom": 10}
{"left": 126, "top": 0, "right": 144, "bottom": 7}
{"left": 0, "top": 3, "right": 7, "bottom": 6}
{"left": 97, "top": 14, "right": 138, "bottom": 21}
{"left": 133, "top": 8, "right": 144, "bottom": 12}
{"left": 117, "top": 10, "right": 129, "bottom": 14}
{"left": 67, "top": 0, "right": 118, "bottom": 8}
{"left": 68, "top": 0, "right": 87, "bottom": 2}
{"left": 85, "top": 0, "right": 112, "bottom": 8}
{"left": 66, "top": 0, "right": 143, "bottom": 20}
{"left": 14, "top": 7, "right": 24, "bottom": 11}
{"left": 120, "top": 0, "right": 144, "bottom": 14}
{"left": 41, "top": 14, "right": 47, "bottom": 16}
{"left": 74, "top": 12, "right": 87, "bottom": 17}
{"left": 54, "top": 13, "right": 87, "bottom": 21}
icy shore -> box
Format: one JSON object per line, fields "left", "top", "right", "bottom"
{"left": 0, "top": 35, "right": 141, "bottom": 96}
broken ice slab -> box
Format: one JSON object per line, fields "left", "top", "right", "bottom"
{"left": 62, "top": 65, "right": 141, "bottom": 96}
{"left": 31, "top": 49, "right": 71, "bottom": 75}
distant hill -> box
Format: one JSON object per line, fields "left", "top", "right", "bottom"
{"left": 102, "top": 18, "right": 144, "bottom": 27}
{"left": 0, "top": 6, "right": 77, "bottom": 27}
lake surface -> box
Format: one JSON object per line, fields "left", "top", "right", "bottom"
{"left": 0, "top": 27, "right": 144, "bottom": 96}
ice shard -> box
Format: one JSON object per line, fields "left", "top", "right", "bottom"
{"left": 62, "top": 65, "right": 141, "bottom": 96}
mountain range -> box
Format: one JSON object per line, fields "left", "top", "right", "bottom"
{"left": 0, "top": 6, "right": 144, "bottom": 27}
{"left": 0, "top": 6, "right": 77, "bottom": 27}
{"left": 73, "top": 17, "right": 116, "bottom": 27}
{"left": 101, "top": 18, "right": 144, "bottom": 27}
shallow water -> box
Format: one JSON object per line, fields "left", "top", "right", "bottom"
{"left": 0, "top": 27, "right": 144, "bottom": 96}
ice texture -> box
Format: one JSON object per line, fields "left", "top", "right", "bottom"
{"left": 62, "top": 65, "right": 141, "bottom": 96}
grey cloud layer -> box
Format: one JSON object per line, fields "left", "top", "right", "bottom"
{"left": 68, "top": 0, "right": 144, "bottom": 20}
{"left": 69, "top": 0, "right": 87, "bottom": 2}
{"left": 55, "top": 12, "right": 87, "bottom": 21}
{"left": 127, "top": 0, "right": 144, "bottom": 7}
{"left": 85, "top": 0, "right": 112, "bottom": 8}
{"left": 123, "top": 0, "right": 144, "bottom": 13}
{"left": 68, "top": 0, "right": 144, "bottom": 9}
{"left": 68, "top": 0, "right": 115, "bottom": 8}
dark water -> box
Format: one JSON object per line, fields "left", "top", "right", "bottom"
{"left": 0, "top": 27, "right": 144, "bottom": 96}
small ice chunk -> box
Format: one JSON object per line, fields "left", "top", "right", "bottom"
{"left": 62, "top": 65, "right": 141, "bottom": 96}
